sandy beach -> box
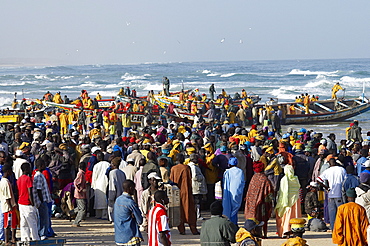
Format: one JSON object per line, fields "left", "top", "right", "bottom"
{"left": 51, "top": 211, "right": 335, "bottom": 246}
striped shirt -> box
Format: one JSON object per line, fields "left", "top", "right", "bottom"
{"left": 33, "top": 171, "right": 52, "bottom": 208}
{"left": 148, "top": 203, "right": 171, "bottom": 246}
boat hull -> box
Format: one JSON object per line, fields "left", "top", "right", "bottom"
{"left": 284, "top": 101, "right": 370, "bottom": 124}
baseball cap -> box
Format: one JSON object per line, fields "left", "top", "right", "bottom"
{"left": 91, "top": 146, "right": 101, "bottom": 154}
{"left": 243, "top": 218, "right": 264, "bottom": 231}
{"left": 147, "top": 172, "right": 161, "bottom": 180}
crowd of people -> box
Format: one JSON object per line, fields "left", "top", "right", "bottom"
{"left": 0, "top": 84, "right": 369, "bottom": 246}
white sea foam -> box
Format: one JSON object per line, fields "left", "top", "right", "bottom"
{"left": 121, "top": 72, "right": 147, "bottom": 81}
{"left": 105, "top": 84, "right": 123, "bottom": 88}
{"left": 0, "top": 97, "right": 13, "bottom": 107}
{"left": 304, "top": 79, "right": 331, "bottom": 88}
{"left": 220, "top": 73, "right": 236, "bottom": 78}
{"left": 207, "top": 73, "right": 221, "bottom": 77}
{"left": 200, "top": 70, "right": 211, "bottom": 74}
{"left": 0, "top": 81, "right": 26, "bottom": 86}
{"left": 61, "top": 81, "right": 101, "bottom": 89}
{"left": 34, "top": 75, "right": 49, "bottom": 80}
{"left": 289, "top": 69, "right": 339, "bottom": 76}
{"left": 340, "top": 76, "right": 370, "bottom": 87}
{"left": 89, "top": 90, "right": 117, "bottom": 97}
{"left": 270, "top": 88, "right": 297, "bottom": 100}
{"left": 53, "top": 76, "right": 74, "bottom": 80}
{"left": 143, "top": 83, "right": 163, "bottom": 91}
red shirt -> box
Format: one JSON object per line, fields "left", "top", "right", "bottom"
{"left": 17, "top": 175, "right": 33, "bottom": 205}
{"left": 148, "top": 203, "right": 171, "bottom": 246}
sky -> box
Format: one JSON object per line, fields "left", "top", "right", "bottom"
{"left": 1, "top": 1, "right": 370, "bottom": 65}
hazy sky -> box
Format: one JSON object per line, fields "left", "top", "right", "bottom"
{"left": 1, "top": 1, "right": 370, "bottom": 65}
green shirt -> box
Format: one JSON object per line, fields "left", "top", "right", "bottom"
{"left": 200, "top": 216, "right": 239, "bottom": 246}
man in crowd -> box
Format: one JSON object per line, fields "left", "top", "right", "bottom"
{"left": 170, "top": 153, "right": 199, "bottom": 235}
{"left": 33, "top": 158, "right": 53, "bottom": 240}
{"left": 108, "top": 158, "right": 126, "bottom": 222}
{"left": 333, "top": 188, "right": 368, "bottom": 245}
{"left": 200, "top": 200, "right": 238, "bottom": 246}
{"left": 114, "top": 180, "right": 143, "bottom": 245}
{"left": 222, "top": 157, "right": 245, "bottom": 225}
{"left": 17, "top": 163, "right": 40, "bottom": 241}
{"left": 0, "top": 165, "right": 18, "bottom": 245}
{"left": 148, "top": 190, "right": 171, "bottom": 246}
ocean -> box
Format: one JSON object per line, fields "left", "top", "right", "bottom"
{"left": 1, "top": 58, "right": 370, "bottom": 140}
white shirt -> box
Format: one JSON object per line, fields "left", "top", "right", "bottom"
{"left": 0, "top": 177, "right": 16, "bottom": 212}
{"left": 318, "top": 166, "right": 347, "bottom": 198}
{"left": 12, "top": 158, "right": 29, "bottom": 180}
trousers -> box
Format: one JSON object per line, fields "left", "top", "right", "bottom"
{"left": 19, "top": 204, "right": 40, "bottom": 241}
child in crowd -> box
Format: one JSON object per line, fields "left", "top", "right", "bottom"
{"left": 72, "top": 162, "right": 87, "bottom": 227}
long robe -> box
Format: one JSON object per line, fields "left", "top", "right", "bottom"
{"left": 92, "top": 161, "right": 110, "bottom": 209}
{"left": 333, "top": 202, "right": 369, "bottom": 246}
{"left": 108, "top": 169, "right": 126, "bottom": 202}
{"left": 275, "top": 165, "right": 302, "bottom": 237}
{"left": 170, "top": 164, "right": 197, "bottom": 226}
{"left": 222, "top": 166, "right": 245, "bottom": 224}
{"left": 244, "top": 172, "right": 273, "bottom": 236}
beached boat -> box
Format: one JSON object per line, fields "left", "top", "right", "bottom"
{"left": 42, "top": 101, "right": 162, "bottom": 125}
{"left": 116, "top": 89, "right": 192, "bottom": 104}
{"left": 172, "top": 108, "right": 213, "bottom": 123}
{"left": 154, "top": 94, "right": 261, "bottom": 110}
{"left": 277, "top": 97, "right": 370, "bottom": 124}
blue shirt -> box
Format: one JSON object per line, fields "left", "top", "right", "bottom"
{"left": 356, "top": 157, "right": 368, "bottom": 176}
{"left": 342, "top": 174, "right": 360, "bottom": 193}
{"left": 114, "top": 192, "right": 143, "bottom": 244}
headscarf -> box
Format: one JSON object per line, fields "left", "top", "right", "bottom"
{"left": 275, "top": 165, "right": 300, "bottom": 217}
{"left": 253, "top": 161, "right": 264, "bottom": 173}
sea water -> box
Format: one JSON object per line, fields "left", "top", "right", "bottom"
{"left": 1, "top": 58, "right": 370, "bottom": 140}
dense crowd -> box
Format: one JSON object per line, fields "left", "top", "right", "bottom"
{"left": 0, "top": 86, "right": 369, "bottom": 246}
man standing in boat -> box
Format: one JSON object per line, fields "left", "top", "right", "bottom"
{"left": 331, "top": 82, "right": 344, "bottom": 100}
{"left": 209, "top": 84, "right": 216, "bottom": 101}
{"left": 162, "top": 76, "right": 170, "bottom": 96}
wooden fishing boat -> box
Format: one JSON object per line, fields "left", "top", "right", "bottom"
{"left": 154, "top": 94, "right": 261, "bottom": 110}
{"left": 116, "top": 89, "right": 192, "bottom": 104}
{"left": 276, "top": 97, "right": 370, "bottom": 124}
{"left": 172, "top": 108, "right": 213, "bottom": 123}
{"left": 42, "top": 101, "right": 162, "bottom": 125}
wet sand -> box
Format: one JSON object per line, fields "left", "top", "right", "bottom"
{"left": 51, "top": 211, "right": 335, "bottom": 246}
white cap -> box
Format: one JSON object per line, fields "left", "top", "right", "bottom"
{"left": 15, "top": 149, "right": 23, "bottom": 157}
{"left": 41, "top": 140, "right": 51, "bottom": 146}
{"left": 91, "top": 146, "right": 101, "bottom": 153}
{"left": 320, "top": 139, "right": 327, "bottom": 145}
{"left": 147, "top": 172, "right": 161, "bottom": 180}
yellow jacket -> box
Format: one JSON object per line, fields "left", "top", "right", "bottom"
{"left": 53, "top": 93, "right": 63, "bottom": 104}
{"left": 122, "top": 114, "right": 131, "bottom": 128}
